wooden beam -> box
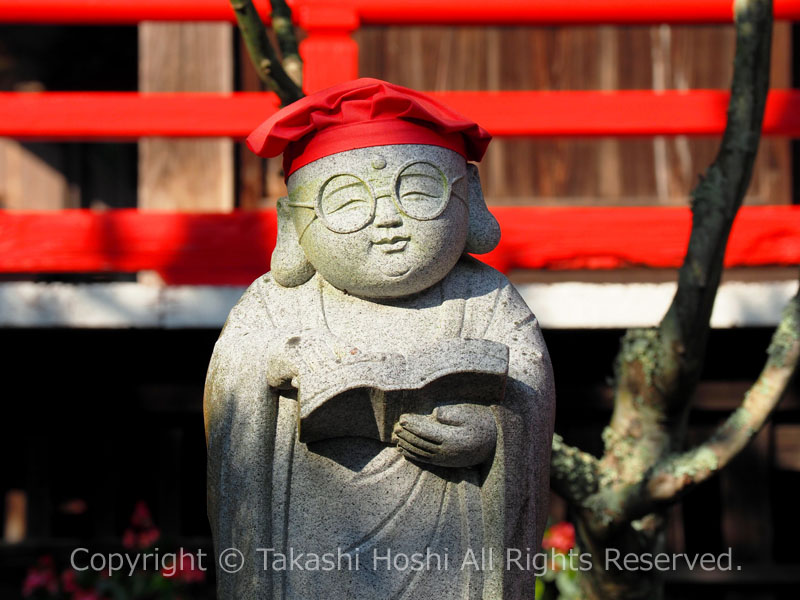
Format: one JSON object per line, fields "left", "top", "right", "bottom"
{"left": 0, "top": 140, "right": 70, "bottom": 209}
{"left": 138, "top": 23, "right": 234, "bottom": 212}
{"left": 0, "top": 280, "right": 794, "bottom": 329}
{"left": 775, "top": 425, "right": 800, "bottom": 470}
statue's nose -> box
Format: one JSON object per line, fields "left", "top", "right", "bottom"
{"left": 373, "top": 194, "right": 403, "bottom": 227}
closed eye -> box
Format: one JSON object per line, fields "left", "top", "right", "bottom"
{"left": 328, "top": 198, "right": 369, "bottom": 213}
{"left": 329, "top": 181, "right": 367, "bottom": 195}
{"left": 401, "top": 191, "right": 439, "bottom": 199}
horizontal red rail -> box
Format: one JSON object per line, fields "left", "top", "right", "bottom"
{"left": 1, "top": 207, "right": 798, "bottom": 285}
{"left": 2, "top": 90, "right": 800, "bottom": 140}
{"left": 340, "top": 0, "right": 800, "bottom": 25}
{"left": 2, "top": 0, "right": 800, "bottom": 25}
{"left": 0, "top": 93, "right": 281, "bottom": 140}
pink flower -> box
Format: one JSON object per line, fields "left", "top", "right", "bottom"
{"left": 130, "top": 501, "right": 154, "bottom": 529}
{"left": 161, "top": 551, "right": 206, "bottom": 584}
{"left": 71, "top": 590, "right": 103, "bottom": 600}
{"left": 542, "top": 522, "right": 575, "bottom": 554}
{"left": 123, "top": 502, "right": 160, "bottom": 549}
{"left": 138, "top": 527, "right": 161, "bottom": 549}
{"left": 122, "top": 528, "right": 137, "bottom": 549}
{"left": 22, "top": 556, "right": 59, "bottom": 597}
{"left": 61, "top": 569, "right": 79, "bottom": 593}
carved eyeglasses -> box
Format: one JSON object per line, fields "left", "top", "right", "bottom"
{"left": 287, "top": 160, "right": 466, "bottom": 234}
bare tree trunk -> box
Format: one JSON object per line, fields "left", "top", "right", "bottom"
{"left": 550, "top": 2, "right": 800, "bottom": 598}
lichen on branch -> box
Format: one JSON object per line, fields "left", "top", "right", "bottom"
{"left": 550, "top": 433, "right": 601, "bottom": 505}
{"left": 645, "top": 288, "right": 800, "bottom": 506}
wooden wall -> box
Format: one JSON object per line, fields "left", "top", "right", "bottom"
{"left": 0, "top": 24, "right": 791, "bottom": 210}
{"left": 0, "top": 24, "right": 797, "bottom": 600}
{"left": 356, "top": 24, "right": 793, "bottom": 206}
{"left": 138, "top": 23, "right": 234, "bottom": 212}
{"left": 0, "top": 26, "right": 137, "bottom": 212}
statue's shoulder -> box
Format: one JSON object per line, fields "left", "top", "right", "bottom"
{"left": 446, "top": 256, "right": 511, "bottom": 300}
{"left": 445, "top": 257, "right": 523, "bottom": 338}
{"left": 234, "top": 271, "right": 321, "bottom": 328}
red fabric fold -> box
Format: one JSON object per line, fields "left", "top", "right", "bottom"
{"left": 246, "top": 78, "right": 491, "bottom": 177}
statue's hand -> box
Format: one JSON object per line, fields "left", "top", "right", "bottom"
{"left": 266, "top": 328, "right": 357, "bottom": 389}
{"left": 392, "top": 404, "right": 497, "bottom": 468}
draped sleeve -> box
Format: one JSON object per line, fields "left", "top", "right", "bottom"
{"left": 454, "top": 259, "right": 556, "bottom": 597}
{"left": 204, "top": 274, "right": 280, "bottom": 599}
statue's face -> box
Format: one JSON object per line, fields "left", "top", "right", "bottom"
{"left": 287, "top": 145, "right": 469, "bottom": 298}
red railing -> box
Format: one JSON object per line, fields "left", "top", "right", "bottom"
{"left": 2, "top": 207, "right": 798, "bottom": 285}
{"left": 3, "top": 90, "right": 800, "bottom": 140}
{"left": 3, "top": 0, "right": 800, "bottom": 25}
{"left": 1, "top": 1, "right": 799, "bottom": 284}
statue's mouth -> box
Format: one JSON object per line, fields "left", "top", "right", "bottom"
{"left": 372, "top": 236, "right": 410, "bottom": 254}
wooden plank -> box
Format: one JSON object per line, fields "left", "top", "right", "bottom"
{"left": 356, "top": 25, "right": 793, "bottom": 206}
{"left": 0, "top": 280, "right": 794, "bottom": 329}
{"left": 138, "top": 22, "right": 233, "bottom": 212}
{"left": 3, "top": 490, "right": 27, "bottom": 543}
{"left": 597, "top": 26, "right": 622, "bottom": 200}
{"left": 775, "top": 425, "right": 800, "bottom": 471}
{"left": 236, "top": 35, "right": 268, "bottom": 210}
{"left": 0, "top": 140, "right": 70, "bottom": 209}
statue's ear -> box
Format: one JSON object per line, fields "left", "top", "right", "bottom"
{"left": 464, "top": 163, "right": 500, "bottom": 254}
{"left": 271, "top": 196, "right": 315, "bottom": 287}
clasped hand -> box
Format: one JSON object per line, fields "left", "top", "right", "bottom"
{"left": 391, "top": 404, "right": 497, "bottom": 468}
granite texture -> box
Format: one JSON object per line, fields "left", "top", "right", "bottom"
{"left": 204, "top": 144, "right": 555, "bottom": 599}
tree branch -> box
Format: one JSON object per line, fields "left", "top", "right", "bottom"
{"left": 590, "top": 0, "right": 773, "bottom": 531}
{"left": 270, "top": 0, "right": 303, "bottom": 86}
{"left": 646, "top": 287, "right": 800, "bottom": 505}
{"left": 586, "top": 286, "right": 798, "bottom": 533}
{"left": 230, "top": 0, "right": 304, "bottom": 105}
{"left": 550, "top": 433, "right": 601, "bottom": 505}
{"left": 656, "top": 0, "right": 773, "bottom": 411}
{"left": 601, "top": 0, "right": 772, "bottom": 470}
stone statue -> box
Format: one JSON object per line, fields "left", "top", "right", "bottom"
{"left": 204, "top": 78, "right": 555, "bottom": 599}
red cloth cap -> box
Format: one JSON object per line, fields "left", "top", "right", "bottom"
{"left": 246, "top": 78, "right": 492, "bottom": 177}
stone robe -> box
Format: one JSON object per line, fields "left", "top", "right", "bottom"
{"left": 204, "top": 257, "right": 555, "bottom": 599}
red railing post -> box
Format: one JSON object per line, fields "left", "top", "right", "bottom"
{"left": 296, "top": 3, "right": 360, "bottom": 93}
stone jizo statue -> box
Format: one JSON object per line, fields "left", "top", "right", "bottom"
{"left": 204, "top": 78, "right": 555, "bottom": 599}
